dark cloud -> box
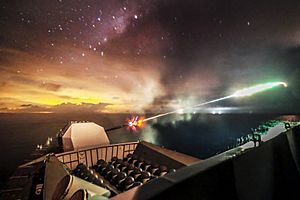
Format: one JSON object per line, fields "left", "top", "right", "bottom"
{"left": 20, "top": 104, "right": 32, "bottom": 107}
{"left": 9, "top": 76, "right": 35, "bottom": 85}
{"left": 157, "top": 2, "right": 297, "bottom": 83}
{"left": 0, "top": 107, "right": 10, "bottom": 112}
{"left": 40, "top": 83, "right": 61, "bottom": 91}
{"left": 0, "top": 81, "right": 6, "bottom": 87}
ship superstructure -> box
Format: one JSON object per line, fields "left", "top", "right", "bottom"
{"left": 0, "top": 120, "right": 300, "bottom": 200}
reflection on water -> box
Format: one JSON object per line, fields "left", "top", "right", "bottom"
{"left": 0, "top": 113, "right": 298, "bottom": 188}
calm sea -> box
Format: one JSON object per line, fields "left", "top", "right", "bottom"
{"left": 0, "top": 113, "right": 298, "bottom": 188}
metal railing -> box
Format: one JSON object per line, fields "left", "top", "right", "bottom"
{"left": 56, "top": 141, "right": 139, "bottom": 170}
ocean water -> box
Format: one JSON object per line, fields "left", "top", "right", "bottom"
{"left": 0, "top": 113, "right": 298, "bottom": 188}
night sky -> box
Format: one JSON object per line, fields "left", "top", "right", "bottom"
{"left": 0, "top": 0, "right": 300, "bottom": 113}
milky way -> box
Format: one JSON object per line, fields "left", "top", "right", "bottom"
{"left": 0, "top": 0, "right": 300, "bottom": 113}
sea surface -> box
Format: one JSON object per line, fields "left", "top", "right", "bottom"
{"left": 0, "top": 113, "right": 299, "bottom": 189}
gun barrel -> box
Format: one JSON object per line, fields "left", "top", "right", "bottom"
{"left": 105, "top": 124, "right": 127, "bottom": 132}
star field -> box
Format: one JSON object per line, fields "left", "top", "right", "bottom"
{"left": 0, "top": 0, "right": 300, "bottom": 113}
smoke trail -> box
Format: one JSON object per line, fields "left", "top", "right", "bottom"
{"left": 143, "top": 82, "right": 287, "bottom": 122}
{"left": 106, "top": 81, "right": 287, "bottom": 132}
{"left": 143, "top": 95, "right": 232, "bottom": 122}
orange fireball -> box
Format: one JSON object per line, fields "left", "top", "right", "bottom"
{"left": 127, "top": 116, "right": 145, "bottom": 131}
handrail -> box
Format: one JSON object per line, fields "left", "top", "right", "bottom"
{"left": 56, "top": 141, "right": 139, "bottom": 170}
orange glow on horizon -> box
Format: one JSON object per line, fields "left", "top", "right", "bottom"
{"left": 0, "top": 47, "right": 164, "bottom": 113}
